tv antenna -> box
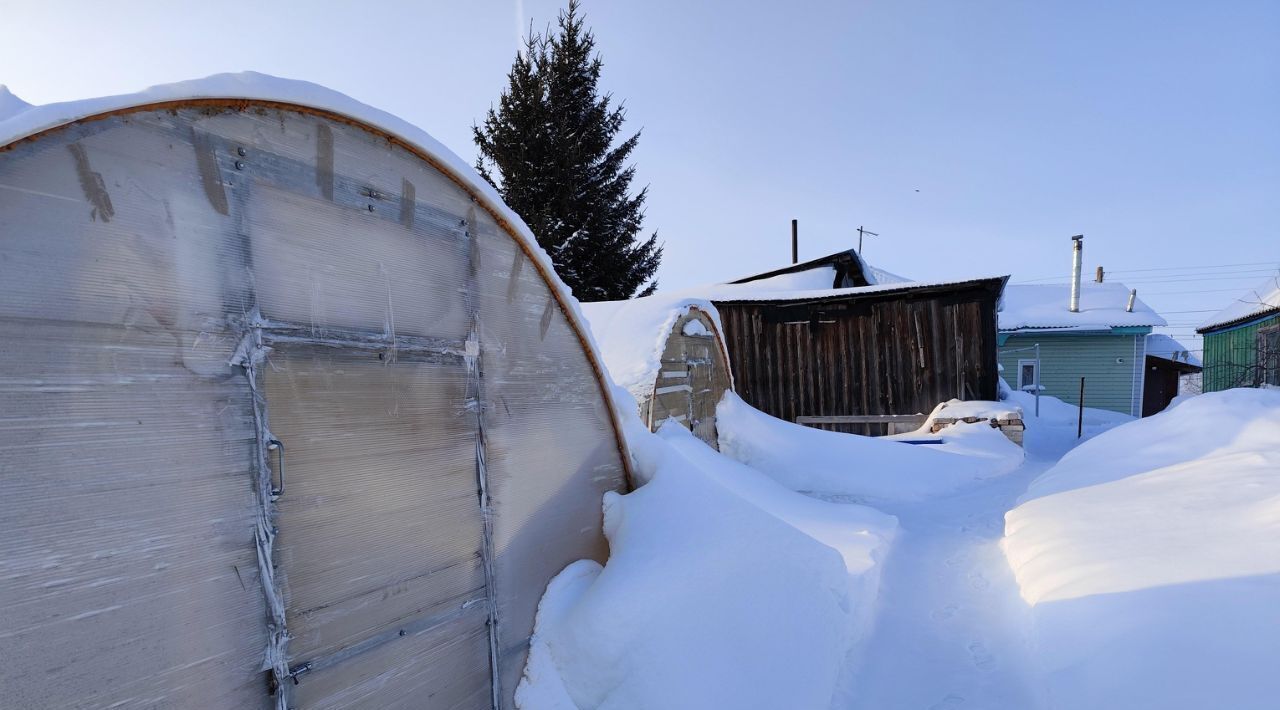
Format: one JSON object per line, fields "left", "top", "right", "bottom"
{"left": 857, "top": 225, "right": 879, "bottom": 255}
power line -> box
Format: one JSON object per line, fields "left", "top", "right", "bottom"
{"left": 1106, "top": 261, "right": 1279, "bottom": 274}
{"left": 1143, "top": 287, "right": 1266, "bottom": 295}
{"left": 1015, "top": 272, "right": 1278, "bottom": 285}
{"left": 1014, "top": 262, "right": 1279, "bottom": 283}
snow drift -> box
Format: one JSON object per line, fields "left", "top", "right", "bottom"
{"left": 715, "top": 393, "right": 1024, "bottom": 503}
{"left": 515, "top": 417, "right": 895, "bottom": 709}
{"left": 1003, "top": 388, "right": 1280, "bottom": 709}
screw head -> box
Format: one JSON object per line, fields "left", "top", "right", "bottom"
{"left": 234, "top": 160, "right": 245, "bottom": 170}
{"left": 237, "top": 147, "right": 247, "bottom": 157}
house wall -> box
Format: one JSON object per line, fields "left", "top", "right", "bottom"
{"left": 716, "top": 284, "right": 1001, "bottom": 436}
{"left": 1201, "top": 312, "right": 1280, "bottom": 392}
{"left": 998, "top": 333, "right": 1146, "bottom": 416}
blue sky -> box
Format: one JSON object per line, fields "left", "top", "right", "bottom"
{"left": 2, "top": 1, "right": 1277, "bottom": 349}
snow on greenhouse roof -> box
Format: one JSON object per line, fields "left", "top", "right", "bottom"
{"left": 998, "top": 282, "right": 1166, "bottom": 331}
{"left": 1197, "top": 276, "right": 1280, "bottom": 333}
{"left": 0, "top": 85, "right": 32, "bottom": 123}
{"left": 580, "top": 296, "right": 726, "bottom": 401}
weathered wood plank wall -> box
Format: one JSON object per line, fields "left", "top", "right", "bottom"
{"left": 715, "top": 280, "right": 1003, "bottom": 435}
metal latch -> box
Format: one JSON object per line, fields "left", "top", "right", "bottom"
{"left": 287, "top": 661, "right": 312, "bottom": 685}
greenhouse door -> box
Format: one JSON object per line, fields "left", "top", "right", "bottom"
{"left": 688, "top": 357, "right": 719, "bottom": 446}
{"left": 264, "top": 344, "right": 494, "bottom": 708}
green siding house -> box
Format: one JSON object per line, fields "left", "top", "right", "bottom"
{"left": 1196, "top": 278, "right": 1280, "bottom": 392}
{"left": 997, "top": 282, "right": 1167, "bottom": 417}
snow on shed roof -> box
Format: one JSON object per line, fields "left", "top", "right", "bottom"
{"left": 705, "top": 275, "right": 1008, "bottom": 305}
{"left": 727, "top": 248, "right": 910, "bottom": 289}
{"left": 579, "top": 295, "right": 725, "bottom": 401}
{"left": 998, "top": 282, "right": 1166, "bottom": 331}
{"left": 1145, "top": 334, "right": 1202, "bottom": 368}
{"left": 1197, "top": 276, "right": 1280, "bottom": 333}
{"left": 0, "top": 72, "right": 638, "bottom": 431}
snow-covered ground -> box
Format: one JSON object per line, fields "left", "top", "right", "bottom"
{"left": 716, "top": 393, "right": 1025, "bottom": 503}
{"left": 515, "top": 416, "right": 896, "bottom": 710}
{"left": 517, "top": 387, "right": 1280, "bottom": 709}
{"left": 1004, "top": 388, "right": 1280, "bottom": 709}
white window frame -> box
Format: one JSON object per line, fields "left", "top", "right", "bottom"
{"left": 1017, "top": 358, "right": 1040, "bottom": 391}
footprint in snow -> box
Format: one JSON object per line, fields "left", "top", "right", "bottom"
{"left": 944, "top": 554, "right": 968, "bottom": 568}
{"left": 928, "top": 693, "right": 965, "bottom": 709}
{"left": 968, "top": 642, "right": 997, "bottom": 671}
{"left": 967, "top": 570, "right": 990, "bottom": 591}
{"left": 930, "top": 604, "right": 959, "bottom": 621}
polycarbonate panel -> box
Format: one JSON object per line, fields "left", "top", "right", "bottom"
{"left": 292, "top": 606, "right": 493, "bottom": 710}
{"left": 264, "top": 347, "right": 487, "bottom": 672}
{"left": 248, "top": 184, "right": 470, "bottom": 339}
{"left": 2, "top": 101, "right": 629, "bottom": 710}
{"left": 471, "top": 209, "right": 630, "bottom": 705}
{"left": 648, "top": 310, "right": 732, "bottom": 448}
{"left": 0, "top": 115, "right": 268, "bottom": 708}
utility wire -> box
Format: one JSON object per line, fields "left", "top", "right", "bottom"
{"left": 1016, "top": 272, "right": 1278, "bottom": 285}
{"left": 1106, "top": 261, "right": 1278, "bottom": 274}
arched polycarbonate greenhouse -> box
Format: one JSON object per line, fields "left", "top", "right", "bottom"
{"left": 0, "top": 74, "right": 632, "bottom": 709}
{"left": 582, "top": 298, "right": 734, "bottom": 449}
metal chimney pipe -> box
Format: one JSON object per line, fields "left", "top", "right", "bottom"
{"left": 1069, "top": 235, "right": 1084, "bottom": 312}
{"left": 1126, "top": 288, "right": 1137, "bottom": 312}
{"left": 791, "top": 219, "right": 798, "bottom": 264}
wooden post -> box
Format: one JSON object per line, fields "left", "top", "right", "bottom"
{"left": 1077, "top": 377, "right": 1085, "bottom": 439}
{"left": 791, "top": 219, "right": 798, "bottom": 264}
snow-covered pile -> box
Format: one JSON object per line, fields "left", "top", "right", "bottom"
{"left": 516, "top": 418, "right": 895, "bottom": 709}
{"left": 923, "top": 398, "right": 1022, "bottom": 422}
{"left": 1002, "top": 388, "right": 1280, "bottom": 708}
{"left": 716, "top": 394, "right": 1024, "bottom": 503}
{"left": 999, "top": 282, "right": 1166, "bottom": 331}
{"left": 579, "top": 296, "right": 724, "bottom": 402}
{"left": 1199, "top": 276, "right": 1280, "bottom": 331}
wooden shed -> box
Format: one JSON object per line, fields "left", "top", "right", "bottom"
{"left": 713, "top": 251, "right": 1006, "bottom": 435}
{"left": 581, "top": 298, "right": 734, "bottom": 448}
{"left": 0, "top": 75, "right": 630, "bottom": 710}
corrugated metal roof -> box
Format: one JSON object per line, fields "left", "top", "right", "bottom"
{"left": 999, "top": 283, "right": 1166, "bottom": 331}
{"left": 1197, "top": 277, "right": 1280, "bottom": 333}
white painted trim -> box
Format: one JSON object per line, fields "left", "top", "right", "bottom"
{"left": 1016, "top": 359, "right": 1039, "bottom": 391}
{"left": 1132, "top": 334, "right": 1146, "bottom": 417}
{"left": 654, "top": 384, "right": 693, "bottom": 395}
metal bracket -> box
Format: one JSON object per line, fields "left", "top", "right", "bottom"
{"left": 287, "top": 661, "right": 312, "bottom": 685}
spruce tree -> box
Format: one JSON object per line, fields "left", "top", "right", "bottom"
{"left": 474, "top": 0, "right": 661, "bottom": 301}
